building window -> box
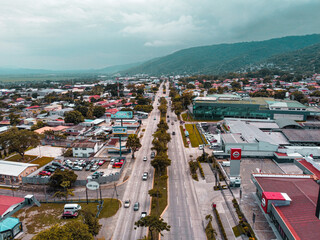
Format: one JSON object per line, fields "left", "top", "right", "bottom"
{"left": 82, "top": 148, "right": 86, "bottom": 150}
{"left": 75, "top": 148, "right": 78, "bottom": 150}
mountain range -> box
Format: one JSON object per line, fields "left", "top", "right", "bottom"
{"left": 1, "top": 34, "right": 320, "bottom": 77}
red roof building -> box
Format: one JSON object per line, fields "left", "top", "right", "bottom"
{"left": 0, "top": 195, "right": 25, "bottom": 218}
{"left": 252, "top": 174, "right": 320, "bottom": 240}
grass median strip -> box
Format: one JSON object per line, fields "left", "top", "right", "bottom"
{"left": 185, "top": 124, "right": 206, "bottom": 147}
{"left": 179, "top": 126, "right": 189, "bottom": 147}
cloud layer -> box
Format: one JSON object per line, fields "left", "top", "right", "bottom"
{"left": 0, "top": 0, "right": 319, "bottom": 70}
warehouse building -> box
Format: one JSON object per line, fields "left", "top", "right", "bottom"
{"left": 252, "top": 173, "right": 320, "bottom": 240}
{"left": 192, "top": 95, "right": 320, "bottom": 121}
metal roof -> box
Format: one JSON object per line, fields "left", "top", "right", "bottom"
{"left": 275, "top": 118, "right": 302, "bottom": 129}
{"left": 0, "top": 161, "right": 38, "bottom": 177}
{"left": 255, "top": 176, "right": 320, "bottom": 240}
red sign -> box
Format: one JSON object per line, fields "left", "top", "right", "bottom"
{"left": 230, "top": 148, "right": 241, "bottom": 160}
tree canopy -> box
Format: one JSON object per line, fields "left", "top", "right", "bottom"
{"left": 125, "top": 134, "right": 142, "bottom": 159}
{"left": 49, "top": 169, "right": 77, "bottom": 190}
{"left": 64, "top": 110, "right": 84, "bottom": 124}
{"left": 0, "top": 127, "right": 41, "bottom": 160}
{"left": 135, "top": 215, "right": 170, "bottom": 240}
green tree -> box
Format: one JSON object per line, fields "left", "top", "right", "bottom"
{"left": 134, "top": 216, "right": 170, "bottom": 240}
{"left": 64, "top": 221, "right": 93, "bottom": 240}
{"left": 49, "top": 169, "right": 77, "bottom": 190}
{"left": 151, "top": 152, "right": 171, "bottom": 175}
{"left": 9, "top": 113, "right": 21, "bottom": 126}
{"left": 33, "top": 222, "right": 93, "bottom": 240}
{"left": 53, "top": 181, "right": 74, "bottom": 202}
{"left": 32, "top": 224, "right": 70, "bottom": 240}
{"left": 0, "top": 127, "right": 40, "bottom": 160}
{"left": 31, "top": 120, "right": 47, "bottom": 131}
{"left": 291, "top": 91, "right": 308, "bottom": 104}
{"left": 64, "top": 110, "right": 84, "bottom": 124}
{"left": 93, "top": 106, "right": 106, "bottom": 118}
{"left": 125, "top": 134, "right": 142, "bottom": 159}
{"left": 82, "top": 210, "right": 102, "bottom": 236}
{"left": 274, "top": 90, "right": 287, "bottom": 99}
{"left": 231, "top": 81, "right": 241, "bottom": 91}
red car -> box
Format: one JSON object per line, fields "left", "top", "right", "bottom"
{"left": 39, "top": 171, "right": 51, "bottom": 176}
{"left": 62, "top": 211, "right": 78, "bottom": 219}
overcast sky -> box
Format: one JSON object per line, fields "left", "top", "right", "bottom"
{"left": 1, "top": 0, "right": 320, "bottom": 70}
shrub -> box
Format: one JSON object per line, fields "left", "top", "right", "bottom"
{"left": 198, "top": 161, "right": 205, "bottom": 179}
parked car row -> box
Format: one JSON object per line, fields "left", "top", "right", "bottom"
{"left": 63, "top": 159, "right": 106, "bottom": 172}
{"left": 198, "top": 125, "right": 221, "bottom": 149}
{"left": 39, "top": 161, "right": 65, "bottom": 177}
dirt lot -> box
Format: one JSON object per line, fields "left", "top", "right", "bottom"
{"left": 25, "top": 146, "right": 63, "bottom": 158}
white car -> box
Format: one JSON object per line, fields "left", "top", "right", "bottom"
{"left": 199, "top": 145, "right": 204, "bottom": 150}
{"left": 124, "top": 200, "right": 131, "bottom": 208}
{"left": 143, "top": 156, "right": 147, "bottom": 161}
{"left": 142, "top": 172, "right": 148, "bottom": 180}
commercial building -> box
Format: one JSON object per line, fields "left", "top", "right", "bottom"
{"left": 0, "top": 161, "right": 38, "bottom": 184}
{"left": 192, "top": 95, "right": 320, "bottom": 121}
{"left": 72, "top": 140, "right": 102, "bottom": 158}
{"left": 252, "top": 173, "right": 320, "bottom": 240}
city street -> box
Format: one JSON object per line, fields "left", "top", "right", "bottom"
{"left": 161, "top": 94, "right": 206, "bottom": 240}
{"left": 111, "top": 85, "right": 163, "bottom": 240}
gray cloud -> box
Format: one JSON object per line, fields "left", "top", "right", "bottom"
{"left": 0, "top": 0, "right": 319, "bottom": 70}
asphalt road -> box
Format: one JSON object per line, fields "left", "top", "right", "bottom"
{"left": 162, "top": 95, "right": 206, "bottom": 240}
{"left": 111, "top": 85, "right": 164, "bottom": 240}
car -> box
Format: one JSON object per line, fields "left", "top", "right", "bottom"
{"left": 171, "top": 122, "right": 174, "bottom": 125}
{"left": 98, "top": 160, "right": 105, "bottom": 166}
{"left": 141, "top": 211, "right": 147, "bottom": 219}
{"left": 62, "top": 210, "right": 78, "bottom": 219}
{"left": 154, "top": 117, "right": 156, "bottom": 120}
{"left": 143, "top": 156, "right": 147, "bottom": 161}
{"left": 72, "top": 166, "right": 83, "bottom": 171}
{"left": 124, "top": 200, "right": 131, "bottom": 208}
{"left": 110, "top": 159, "right": 115, "bottom": 165}
{"left": 91, "top": 165, "right": 99, "bottom": 172}
{"left": 199, "top": 145, "right": 204, "bottom": 150}
{"left": 133, "top": 202, "right": 139, "bottom": 211}
{"left": 39, "top": 171, "right": 51, "bottom": 176}
{"left": 52, "top": 161, "right": 62, "bottom": 167}
{"left": 150, "top": 152, "right": 155, "bottom": 158}
{"left": 168, "top": 119, "right": 170, "bottom": 123}
{"left": 85, "top": 165, "right": 92, "bottom": 171}
{"left": 172, "top": 131, "right": 175, "bottom": 135}
{"left": 142, "top": 172, "right": 148, "bottom": 180}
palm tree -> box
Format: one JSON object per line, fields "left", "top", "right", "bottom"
{"left": 125, "top": 134, "right": 141, "bottom": 159}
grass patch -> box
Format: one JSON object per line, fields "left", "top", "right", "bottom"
{"left": 233, "top": 225, "right": 242, "bottom": 237}
{"left": 179, "top": 126, "right": 189, "bottom": 148}
{"left": 182, "top": 112, "right": 194, "bottom": 121}
{"left": 150, "top": 170, "right": 168, "bottom": 217}
{"left": 99, "top": 199, "right": 121, "bottom": 218}
{"left": 31, "top": 157, "right": 54, "bottom": 168}
{"left": 5, "top": 154, "right": 37, "bottom": 162}
{"left": 13, "top": 198, "right": 121, "bottom": 234}
{"left": 185, "top": 124, "right": 205, "bottom": 147}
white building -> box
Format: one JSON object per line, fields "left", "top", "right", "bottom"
{"left": 72, "top": 140, "right": 102, "bottom": 158}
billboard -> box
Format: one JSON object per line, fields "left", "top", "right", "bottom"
{"left": 230, "top": 148, "right": 241, "bottom": 160}
{"left": 111, "top": 111, "right": 133, "bottom": 119}
{"left": 112, "top": 126, "right": 127, "bottom": 134}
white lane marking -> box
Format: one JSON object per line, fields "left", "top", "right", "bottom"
{"left": 179, "top": 217, "right": 181, "bottom": 227}
{"left": 176, "top": 196, "right": 179, "bottom": 204}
